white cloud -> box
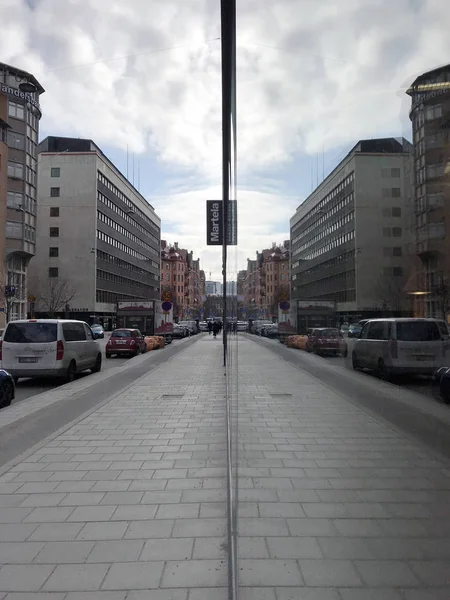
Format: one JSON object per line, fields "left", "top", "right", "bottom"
{"left": 2, "top": 0, "right": 450, "bottom": 276}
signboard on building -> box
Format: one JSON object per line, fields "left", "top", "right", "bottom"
{"left": 296, "top": 301, "right": 335, "bottom": 311}
{"left": 206, "top": 200, "right": 237, "bottom": 246}
{"left": 117, "top": 301, "right": 154, "bottom": 311}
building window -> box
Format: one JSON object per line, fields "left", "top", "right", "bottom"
{"left": 5, "top": 221, "right": 23, "bottom": 239}
{"left": 166, "top": 274, "right": 169, "bottom": 281}
{"left": 8, "top": 101, "right": 24, "bottom": 120}
{"left": 393, "top": 246, "right": 402, "bottom": 257}
{"left": 393, "top": 267, "right": 403, "bottom": 277}
{"left": 50, "top": 187, "right": 60, "bottom": 197}
{"left": 50, "top": 207, "right": 60, "bottom": 217}
{"left": 425, "top": 104, "right": 442, "bottom": 121}
{"left": 7, "top": 130, "right": 25, "bottom": 150}
{"left": 49, "top": 247, "right": 59, "bottom": 257}
{"left": 49, "top": 227, "right": 59, "bottom": 237}
{"left": 48, "top": 267, "right": 59, "bottom": 278}
{"left": 391, "top": 188, "right": 401, "bottom": 198}
{"left": 51, "top": 167, "right": 60, "bottom": 177}
{"left": 427, "top": 163, "right": 444, "bottom": 179}
{"left": 383, "top": 228, "right": 392, "bottom": 237}
{"left": 392, "top": 207, "right": 402, "bottom": 217}
{"left": 392, "top": 227, "right": 402, "bottom": 237}
{"left": 6, "top": 191, "right": 23, "bottom": 209}
{"left": 7, "top": 162, "right": 24, "bottom": 179}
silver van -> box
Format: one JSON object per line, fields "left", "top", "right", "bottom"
{"left": 0, "top": 319, "right": 102, "bottom": 382}
{"left": 352, "top": 318, "right": 448, "bottom": 377}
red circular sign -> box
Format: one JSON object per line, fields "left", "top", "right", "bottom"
{"left": 161, "top": 301, "right": 172, "bottom": 313}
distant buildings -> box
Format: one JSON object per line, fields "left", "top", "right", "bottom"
{"left": 290, "top": 138, "right": 414, "bottom": 320}
{"left": 205, "top": 280, "right": 222, "bottom": 296}
{"left": 30, "top": 136, "right": 161, "bottom": 327}
{"left": 0, "top": 62, "right": 45, "bottom": 324}
{"left": 242, "top": 242, "right": 290, "bottom": 319}
{"left": 406, "top": 64, "right": 450, "bottom": 319}
{"left": 161, "top": 241, "right": 205, "bottom": 320}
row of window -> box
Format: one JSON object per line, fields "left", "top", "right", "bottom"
{"left": 7, "top": 100, "right": 39, "bottom": 129}
{"left": 382, "top": 227, "right": 403, "bottom": 237}
{"left": 383, "top": 266, "right": 404, "bottom": 277}
{"left": 381, "top": 187, "right": 401, "bottom": 198}
{"left": 5, "top": 221, "right": 35, "bottom": 242}
{"left": 298, "top": 230, "right": 356, "bottom": 261}
{"left": 6, "top": 191, "right": 36, "bottom": 214}
{"left": 165, "top": 273, "right": 185, "bottom": 282}
{"left": 96, "top": 289, "right": 145, "bottom": 304}
{"left": 292, "top": 194, "right": 354, "bottom": 244}
{"left": 97, "top": 191, "right": 159, "bottom": 246}
{"left": 7, "top": 161, "right": 37, "bottom": 186}
{"left": 97, "top": 229, "right": 156, "bottom": 263}
{"left": 416, "top": 193, "right": 444, "bottom": 213}
{"left": 96, "top": 269, "right": 157, "bottom": 292}
{"left": 97, "top": 171, "right": 159, "bottom": 235}
{"left": 293, "top": 250, "right": 356, "bottom": 278}
{"left": 381, "top": 168, "right": 401, "bottom": 178}
{"left": 97, "top": 249, "right": 158, "bottom": 278}
{"left": 292, "top": 172, "right": 355, "bottom": 236}
{"left": 293, "top": 211, "right": 355, "bottom": 256}
{"left": 97, "top": 211, "right": 159, "bottom": 257}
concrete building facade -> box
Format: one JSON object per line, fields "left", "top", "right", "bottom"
{"left": 0, "top": 62, "right": 44, "bottom": 324}
{"left": 290, "top": 138, "right": 414, "bottom": 320}
{"left": 407, "top": 64, "right": 450, "bottom": 319}
{"left": 31, "top": 136, "right": 160, "bottom": 326}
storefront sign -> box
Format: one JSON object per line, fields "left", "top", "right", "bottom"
{"left": 0, "top": 85, "right": 40, "bottom": 110}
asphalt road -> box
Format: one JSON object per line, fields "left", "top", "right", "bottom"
{"left": 13, "top": 334, "right": 132, "bottom": 406}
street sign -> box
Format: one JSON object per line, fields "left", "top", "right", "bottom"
{"left": 206, "top": 200, "right": 237, "bottom": 246}
{"left": 279, "top": 300, "right": 290, "bottom": 311}
{"left": 279, "top": 291, "right": 289, "bottom": 301}
{"left": 161, "top": 301, "right": 172, "bottom": 313}
{"left": 162, "top": 291, "right": 172, "bottom": 302}
{"left": 28, "top": 295, "right": 36, "bottom": 302}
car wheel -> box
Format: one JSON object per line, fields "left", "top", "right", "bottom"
{"left": 0, "top": 381, "right": 14, "bottom": 409}
{"left": 66, "top": 361, "right": 77, "bottom": 383}
{"left": 91, "top": 353, "right": 102, "bottom": 373}
{"left": 440, "top": 378, "right": 450, "bottom": 404}
{"left": 376, "top": 358, "right": 390, "bottom": 380}
{"left": 352, "top": 351, "right": 361, "bottom": 371}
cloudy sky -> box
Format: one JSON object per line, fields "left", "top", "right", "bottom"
{"left": 2, "top": 0, "right": 449, "bottom": 279}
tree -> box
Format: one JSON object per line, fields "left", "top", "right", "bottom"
{"left": 38, "top": 278, "right": 76, "bottom": 317}
{"left": 372, "top": 276, "right": 410, "bottom": 314}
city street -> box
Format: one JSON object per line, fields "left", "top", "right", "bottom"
{"left": 13, "top": 334, "right": 136, "bottom": 406}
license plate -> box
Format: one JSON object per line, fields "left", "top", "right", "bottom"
{"left": 115, "top": 340, "right": 126, "bottom": 345}
{"left": 19, "top": 357, "right": 39, "bottom": 363}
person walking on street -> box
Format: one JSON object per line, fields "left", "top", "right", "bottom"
{"left": 208, "top": 321, "right": 213, "bottom": 336}
{"left": 213, "top": 321, "right": 220, "bottom": 338}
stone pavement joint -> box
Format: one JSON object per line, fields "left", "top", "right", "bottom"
{"left": 0, "top": 335, "right": 449, "bottom": 598}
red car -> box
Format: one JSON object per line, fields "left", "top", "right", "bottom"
{"left": 306, "top": 328, "right": 348, "bottom": 357}
{"left": 106, "top": 329, "right": 147, "bottom": 358}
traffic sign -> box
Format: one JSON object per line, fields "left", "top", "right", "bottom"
{"left": 279, "top": 300, "right": 290, "bottom": 311}
{"left": 162, "top": 291, "right": 172, "bottom": 301}
{"left": 161, "top": 301, "right": 172, "bottom": 313}
{"left": 280, "top": 291, "right": 289, "bottom": 301}
{"left": 28, "top": 295, "right": 36, "bottom": 302}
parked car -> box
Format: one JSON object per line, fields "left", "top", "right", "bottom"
{"left": 178, "top": 320, "right": 198, "bottom": 335}
{"left": 172, "top": 324, "right": 189, "bottom": 338}
{"left": 0, "top": 319, "right": 102, "bottom": 383}
{"left": 237, "top": 321, "right": 248, "bottom": 332}
{"left": 91, "top": 324, "right": 105, "bottom": 339}
{"left": 0, "top": 369, "right": 15, "bottom": 409}
{"left": 352, "top": 318, "right": 449, "bottom": 378}
{"left": 348, "top": 320, "right": 369, "bottom": 338}
{"left": 435, "top": 366, "right": 450, "bottom": 403}
{"left": 199, "top": 321, "right": 208, "bottom": 332}
{"left": 262, "top": 323, "right": 279, "bottom": 338}
{"left": 306, "top": 328, "right": 348, "bottom": 357}
{"left": 106, "top": 329, "right": 147, "bottom": 358}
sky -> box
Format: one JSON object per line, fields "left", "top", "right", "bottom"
{"left": 2, "top": 0, "right": 450, "bottom": 280}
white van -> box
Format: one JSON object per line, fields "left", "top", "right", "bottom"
{"left": 352, "top": 318, "right": 449, "bottom": 377}
{"left": 1, "top": 319, "right": 102, "bottom": 382}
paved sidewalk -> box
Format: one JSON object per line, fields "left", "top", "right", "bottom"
{"left": 236, "top": 337, "right": 450, "bottom": 599}
{"left": 0, "top": 334, "right": 449, "bottom": 599}
{"left": 0, "top": 336, "right": 228, "bottom": 599}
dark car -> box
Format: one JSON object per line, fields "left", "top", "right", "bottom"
{"left": 307, "top": 328, "right": 348, "bottom": 357}
{"left": 348, "top": 320, "right": 369, "bottom": 338}
{"left": 91, "top": 324, "right": 105, "bottom": 339}
{"left": 105, "top": 329, "right": 146, "bottom": 358}
{"left": 0, "top": 369, "right": 15, "bottom": 409}
{"left": 435, "top": 367, "right": 450, "bottom": 403}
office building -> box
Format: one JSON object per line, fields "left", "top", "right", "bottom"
{"left": 407, "top": 64, "right": 450, "bottom": 318}
{"left": 290, "top": 138, "right": 414, "bottom": 319}
{"left": 31, "top": 136, "right": 160, "bottom": 327}
{"left": 0, "top": 62, "right": 44, "bottom": 323}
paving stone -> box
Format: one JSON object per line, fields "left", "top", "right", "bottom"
{"left": 161, "top": 559, "right": 227, "bottom": 588}
{"left": 77, "top": 521, "right": 129, "bottom": 541}
{"left": 43, "top": 564, "right": 109, "bottom": 591}
{"left": 409, "top": 560, "right": 450, "bottom": 586}
{"left": 67, "top": 506, "right": 116, "bottom": 522}
{"left": 156, "top": 503, "right": 199, "bottom": 519}
{"left": 0, "top": 565, "right": 55, "bottom": 592}
{"left": 87, "top": 540, "right": 143, "bottom": 562}
{"left": 239, "top": 518, "right": 289, "bottom": 537}
{"left": 24, "top": 507, "right": 73, "bottom": 523}
{"left": 0, "top": 524, "right": 39, "bottom": 542}
{"left": 141, "top": 538, "right": 194, "bottom": 561}
{"left": 34, "top": 541, "right": 94, "bottom": 563}
{"left": 339, "top": 590, "right": 404, "bottom": 600}
{"left": 275, "top": 590, "right": 341, "bottom": 600}
{"left": 125, "top": 520, "right": 174, "bottom": 539}
{"left": 299, "top": 559, "right": 362, "bottom": 587}
{"left": 102, "top": 562, "right": 164, "bottom": 590}
{"left": 239, "top": 559, "right": 303, "bottom": 586}
{"left": 28, "top": 523, "right": 83, "bottom": 542}
{"left": 126, "top": 592, "right": 187, "bottom": 600}
{"left": 0, "top": 542, "right": 44, "bottom": 563}
{"left": 267, "top": 536, "right": 323, "bottom": 559}
{"left": 172, "top": 518, "right": 225, "bottom": 538}
{"left": 187, "top": 589, "right": 227, "bottom": 600}
{"left": 111, "top": 505, "right": 157, "bottom": 520}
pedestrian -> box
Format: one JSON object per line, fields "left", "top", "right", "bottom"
{"left": 233, "top": 321, "right": 237, "bottom": 335}
{"left": 213, "top": 321, "right": 220, "bottom": 338}
{"left": 208, "top": 321, "right": 213, "bottom": 336}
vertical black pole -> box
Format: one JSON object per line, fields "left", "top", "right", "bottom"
{"left": 221, "top": 0, "right": 232, "bottom": 368}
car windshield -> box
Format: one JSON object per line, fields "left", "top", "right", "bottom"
{"left": 396, "top": 322, "right": 441, "bottom": 342}
{"left": 91, "top": 324, "right": 102, "bottom": 329}
{"left": 319, "top": 329, "right": 339, "bottom": 338}
{"left": 112, "top": 330, "right": 133, "bottom": 338}
{"left": 4, "top": 323, "right": 58, "bottom": 343}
